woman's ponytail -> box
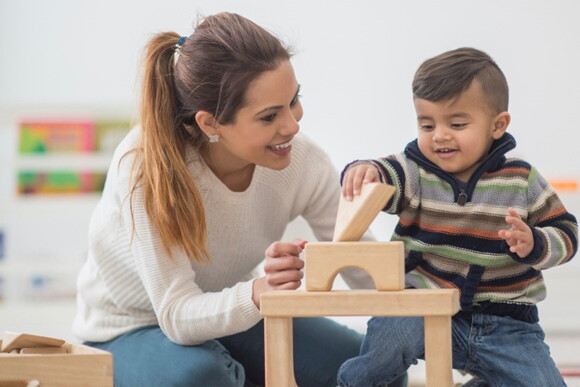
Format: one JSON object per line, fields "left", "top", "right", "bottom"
{"left": 132, "top": 32, "right": 209, "bottom": 262}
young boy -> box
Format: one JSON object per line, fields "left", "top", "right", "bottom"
{"left": 337, "top": 47, "right": 578, "bottom": 386}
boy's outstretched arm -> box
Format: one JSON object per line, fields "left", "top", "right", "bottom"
{"left": 498, "top": 208, "right": 534, "bottom": 258}
{"left": 498, "top": 169, "right": 578, "bottom": 269}
{"left": 341, "top": 164, "right": 380, "bottom": 201}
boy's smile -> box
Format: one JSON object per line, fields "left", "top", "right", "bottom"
{"left": 434, "top": 147, "right": 459, "bottom": 159}
{"left": 414, "top": 80, "right": 510, "bottom": 182}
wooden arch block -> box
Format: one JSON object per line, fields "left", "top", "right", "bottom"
{"left": 305, "top": 241, "right": 404, "bottom": 291}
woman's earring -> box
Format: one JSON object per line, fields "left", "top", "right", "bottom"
{"left": 209, "top": 134, "right": 219, "bottom": 143}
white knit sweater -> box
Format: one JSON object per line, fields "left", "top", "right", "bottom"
{"left": 72, "top": 128, "right": 371, "bottom": 345}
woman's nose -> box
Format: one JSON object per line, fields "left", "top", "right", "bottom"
{"left": 281, "top": 108, "right": 301, "bottom": 135}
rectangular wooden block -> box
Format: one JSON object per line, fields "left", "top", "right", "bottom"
{"left": 261, "top": 289, "right": 460, "bottom": 317}
{"left": 0, "top": 341, "right": 113, "bottom": 387}
{"left": 263, "top": 317, "right": 296, "bottom": 387}
{"left": 19, "top": 347, "right": 68, "bottom": 355}
{"left": 305, "top": 241, "right": 404, "bottom": 291}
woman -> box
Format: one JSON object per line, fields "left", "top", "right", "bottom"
{"left": 73, "top": 12, "right": 405, "bottom": 387}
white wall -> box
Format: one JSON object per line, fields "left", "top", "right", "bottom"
{"left": 0, "top": 0, "right": 579, "bottom": 332}
{"left": 2, "top": 0, "right": 580, "bottom": 174}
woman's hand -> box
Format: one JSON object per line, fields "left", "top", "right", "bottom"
{"left": 252, "top": 239, "right": 307, "bottom": 308}
{"left": 341, "top": 164, "right": 380, "bottom": 201}
{"left": 498, "top": 208, "right": 534, "bottom": 258}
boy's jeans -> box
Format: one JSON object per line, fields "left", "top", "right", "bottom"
{"left": 338, "top": 312, "right": 566, "bottom": 387}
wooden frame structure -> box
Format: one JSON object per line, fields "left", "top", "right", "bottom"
{"left": 260, "top": 272, "right": 459, "bottom": 387}
{"left": 261, "top": 271, "right": 459, "bottom": 387}
{"left": 260, "top": 182, "right": 459, "bottom": 386}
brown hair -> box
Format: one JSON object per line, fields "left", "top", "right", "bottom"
{"left": 131, "top": 12, "right": 291, "bottom": 262}
{"left": 412, "top": 47, "right": 509, "bottom": 113}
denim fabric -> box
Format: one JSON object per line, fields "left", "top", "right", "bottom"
{"left": 337, "top": 313, "right": 566, "bottom": 387}
{"left": 86, "top": 317, "right": 368, "bottom": 387}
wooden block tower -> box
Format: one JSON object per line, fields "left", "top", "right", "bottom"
{"left": 260, "top": 183, "right": 459, "bottom": 387}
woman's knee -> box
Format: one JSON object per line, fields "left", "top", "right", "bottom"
{"left": 100, "top": 329, "right": 246, "bottom": 387}
{"left": 161, "top": 340, "right": 245, "bottom": 387}
{"left": 167, "top": 359, "right": 244, "bottom": 386}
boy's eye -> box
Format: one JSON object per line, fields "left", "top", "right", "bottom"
{"left": 419, "top": 124, "right": 434, "bottom": 131}
{"left": 450, "top": 122, "right": 467, "bottom": 129}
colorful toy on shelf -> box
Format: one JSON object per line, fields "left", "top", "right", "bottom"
{"left": 19, "top": 120, "right": 95, "bottom": 154}
{"left": 17, "top": 171, "right": 106, "bottom": 195}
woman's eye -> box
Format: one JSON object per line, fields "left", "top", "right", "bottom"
{"left": 290, "top": 94, "right": 302, "bottom": 107}
{"left": 261, "top": 114, "right": 277, "bottom": 123}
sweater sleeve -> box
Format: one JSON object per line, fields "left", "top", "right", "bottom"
{"left": 341, "top": 154, "right": 412, "bottom": 215}
{"left": 512, "top": 166, "right": 578, "bottom": 269}
{"left": 299, "top": 149, "right": 341, "bottom": 242}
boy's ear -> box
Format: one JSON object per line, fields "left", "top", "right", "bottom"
{"left": 492, "top": 112, "right": 511, "bottom": 139}
{"left": 195, "top": 111, "right": 219, "bottom": 137}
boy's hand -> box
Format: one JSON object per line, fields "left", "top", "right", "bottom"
{"left": 498, "top": 208, "right": 534, "bottom": 258}
{"left": 341, "top": 164, "right": 380, "bottom": 201}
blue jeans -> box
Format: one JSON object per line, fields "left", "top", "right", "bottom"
{"left": 338, "top": 312, "right": 566, "bottom": 387}
{"left": 86, "top": 318, "right": 407, "bottom": 387}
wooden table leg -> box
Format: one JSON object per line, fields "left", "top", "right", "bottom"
{"left": 264, "top": 317, "right": 297, "bottom": 387}
{"left": 424, "top": 315, "right": 454, "bottom": 387}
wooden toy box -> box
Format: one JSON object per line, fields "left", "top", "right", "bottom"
{"left": 0, "top": 341, "right": 113, "bottom": 387}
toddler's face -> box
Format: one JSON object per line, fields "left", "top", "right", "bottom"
{"left": 414, "top": 80, "right": 508, "bottom": 182}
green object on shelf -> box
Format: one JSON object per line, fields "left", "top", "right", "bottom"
{"left": 17, "top": 171, "right": 106, "bottom": 195}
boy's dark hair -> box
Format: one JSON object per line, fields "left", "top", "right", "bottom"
{"left": 412, "top": 47, "right": 509, "bottom": 113}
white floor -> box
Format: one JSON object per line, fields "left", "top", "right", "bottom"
{"left": 1, "top": 301, "right": 579, "bottom": 386}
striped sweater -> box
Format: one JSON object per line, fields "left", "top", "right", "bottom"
{"left": 344, "top": 133, "right": 578, "bottom": 323}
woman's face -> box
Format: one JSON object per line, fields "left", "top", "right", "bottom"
{"left": 210, "top": 60, "right": 303, "bottom": 173}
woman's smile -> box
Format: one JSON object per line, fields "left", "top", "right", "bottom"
{"left": 267, "top": 139, "right": 293, "bottom": 155}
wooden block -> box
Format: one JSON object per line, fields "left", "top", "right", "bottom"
{"left": 1, "top": 332, "right": 65, "bottom": 353}
{"left": 264, "top": 317, "right": 297, "bottom": 387}
{"left": 424, "top": 316, "right": 454, "bottom": 387}
{"left": 260, "top": 289, "right": 459, "bottom": 317}
{"left": 0, "top": 342, "right": 112, "bottom": 387}
{"left": 19, "top": 347, "right": 68, "bottom": 355}
{"left": 305, "top": 241, "right": 404, "bottom": 291}
{"left": 333, "top": 182, "right": 395, "bottom": 242}
{"left": 0, "top": 381, "right": 40, "bottom": 387}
